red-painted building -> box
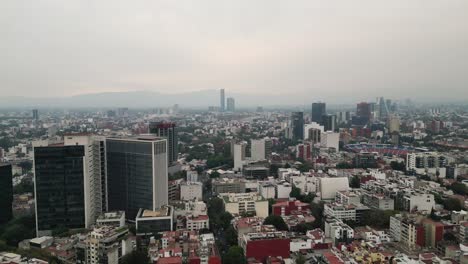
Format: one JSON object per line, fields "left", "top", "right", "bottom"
{"left": 241, "top": 232, "right": 290, "bottom": 263}
{"left": 272, "top": 200, "right": 310, "bottom": 216}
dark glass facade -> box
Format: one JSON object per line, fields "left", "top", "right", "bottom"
{"left": 0, "top": 164, "right": 13, "bottom": 224}
{"left": 34, "top": 146, "right": 86, "bottom": 233}
{"left": 312, "top": 102, "right": 326, "bottom": 123}
{"left": 106, "top": 139, "right": 156, "bottom": 219}
{"left": 291, "top": 112, "right": 304, "bottom": 140}
{"left": 149, "top": 122, "right": 177, "bottom": 165}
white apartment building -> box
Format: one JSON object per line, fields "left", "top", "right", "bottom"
{"left": 186, "top": 215, "right": 209, "bottom": 231}
{"left": 180, "top": 182, "right": 203, "bottom": 201}
{"left": 250, "top": 138, "right": 272, "bottom": 161}
{"left": 406, "top": 152, "right": 447, "bottom": 178}
{"left": 86, "top": 226, "right": 131, "bottom": 264}
{"left": 233, "top": 142, "right": 247, "bottom": 171}
{"left": 324, "top": 218, "right": 354, "bottom": 245}
{"left": 220, "top": 193, "right": 268, "bottom": 217}
{"left": 319, "top": 177, "right": 349, "bottom": 200}
{"left": 403, "top": 192, "right": 435, "bottom": 213}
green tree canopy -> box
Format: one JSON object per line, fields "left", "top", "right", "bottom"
{"left": 263, "top": 215, "right": 288, "bottom": 231}
{"left": 223, "top": 246, "right": 246, "bottom": 264}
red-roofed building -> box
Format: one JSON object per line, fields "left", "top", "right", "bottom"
{"left": 272, "top": 200, "right": 310, "bottom": 216}
{"left": 157, "top": 256, "right": 183, "bottom": 264}
{"left": 240, "top": 232, "right": 290, "bottom": 263}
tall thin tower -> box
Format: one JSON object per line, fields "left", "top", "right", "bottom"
{"left": 220, "top": 89, "right": 225, "bottom": 112}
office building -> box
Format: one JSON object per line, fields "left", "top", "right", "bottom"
{"left": 0, "top": 164, "right": 13, "bottom": 224}
{"left": 250, "top": 138, "right": 272, "bottom": 161}
{"left": 226, "top": 97, "right": 235, "bottom": 112}
{"left": 322, "top": 114, "right": 336, "bottom": 132}
{"left": 311, "top": 102, "right": 326, "bottom": 123}
{"left": 149, "top": 122, "right": 178, "bottom": 165}
{"left": 86, "top": 225, "right": 131, "bottom": 264}
{"left": 291, "top": 112, "right": 304, "bottom": 140}
{"left": 220, "top": 89, "right": 225, "bottom": 112}
{"left": 34, "top": 135, "right": 106, "bottom": 236}
{"left": 356, "top": 102, "right": 371, "bottom": 124}
{"left": 135, "top": 206, "right": 174, "bottom": 235}
{"left": 378, "top": 97, "right": 389, "bottom": 120}
{"left": 32, "top": 109, "right": 39, "bottom": 121}
{"left": 106, "top": 136, "right": 168, "bottom": 219}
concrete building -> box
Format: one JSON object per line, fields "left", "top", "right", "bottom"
{"left": 276, "top": 181, "right": 292, "bottom": 199}
{"left": 106, "top": 136, "right": 168, "bottom": 219}
{"left": 361, "top": 191, "right": 395, "bottom": 210}
{"left": 186, "top": 215, "right": 209, "bottom": 231}
{"left": 387, "top": 115, "right": 400, "bottom": 133}
{"left": 324, "top": 203, "right": 369, "bottom": 223}
{"left": 96, "top": 211, "right": 126, "bottom": 228}
{"left": 180, "top": 182, "right": 203, "bottom": 201}
{"left": 389, "top": 214, "right": 425, "bottom": 250}
{"left": 406, "top": 152, "right": 447, "bottom": 178}
{"left": 296, "top": 143, "right": 312, "bottom": 160}
{"left": 258, "top": 182, "right": 276, "bottom": 199}
{"left": 86, "top": 225, "right": 131, "bottom": 264}
{"left": 335, "top": 190, "right": 361, "bottom": 206}
{"left": 220, "top": 89, "right": 225, "bottom": 112}
{"left": 233, "top": 141, "right": 247, "bottom": 171}
{"left": 402, "top": 192, "right": 435, "bottom": 213}
{"left": 318, "top": 177, "right": 349, "bottom": 201}
{"left": 220, "top": 193, "right": 268, "bottom": 217}
{"left": 320, "top": 131, "right": 339, "bottom": 151}
{"left": 324, "top": 218, "right": 354, "bottom": 245}
{"left": 250, "top": 138, "right": 272, "bottom": 161}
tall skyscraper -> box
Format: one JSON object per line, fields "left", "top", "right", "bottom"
{"left": 220, "top": 89, "right": 225, "bottom": 112}
{"left": 106, "top": 136, "right": 168, "bottom": 219}
{"left": 291, "top": 112, "right": 304, "bottom": 140}
{"left": 32, "top": 109, "right": 39, "bottom": 120}
{"left": 149, "top": 122, "right": 178, "bottom": 165}
{"left": 378, "top": 97, "right": 389, "bottom": 120}
{"left": 311, "top": 103, "right": 326, "bottom": 123}
{"left": 356, "top": 102, "right": 371, "bottom": 123}
{"left": 226, "top": 97, "right": 235, "bottom": 112}
{"left": 0, "top": 164, "right": 12, "bottom": 225}
{"left": 33, "top": 135, "right": 106, "bottom": 236}
{"left": 322, "top": 114, "right": 337, "bottom": 132}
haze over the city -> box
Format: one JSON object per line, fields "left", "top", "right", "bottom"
{"left": 1, "top": 0, "right": 468, "bottom": 104}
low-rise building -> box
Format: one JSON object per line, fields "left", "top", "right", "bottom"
{"left": 220, "top": 193, "right": 268, "bottom": 217}
{"left": 272, "top": 200, "right": 310, "bottom": 216}
{"left": 186, "top": 215, "right": 209, "bottom": 231}
{"left": 239, "top": 232, "right": 290, "bottom": 263}
{"left": 324, "top": 218, "right": 354, "bottom": 245}
{"left": 96, "top": 211, "right": 126, "bottom": 227}
{"left": 180, "top": 182, "right": 203, "bottom": 201}
{"left": 86, "top": 225, "right": 131, "bottom": 264}
{"left": 135, "top": 206, "right": 174, "bottom": 236}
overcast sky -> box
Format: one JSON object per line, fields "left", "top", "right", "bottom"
{"left": 1, "top": 0, "right": 468, "bottom": 102}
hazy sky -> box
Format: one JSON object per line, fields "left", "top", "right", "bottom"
{"left": 1, "top": 0, "right": 468, "bottom": 101}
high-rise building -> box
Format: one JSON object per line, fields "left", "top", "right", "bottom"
{"left": 387, "top": 115, "right": 400, "bottom": 134}
{"left": 0, "top": 164, "right": 12, "bottom": 225}
{"left": 106, "top": 136, "right": 168, "bottom": 219}
{"left": 311, "top": 103, "right": 326, "bottom": 123}
{"left": 291, "top": 112, "right": 304, "bottom": 140}
{"left": 220, "top": 89, "right": 225, "bottom": 112}
{"left": 250, "top": 138, "right": 272, "bottom": 161}
{"left": 149, "top": 122, "right": 178, "bottom": 165}
{"left": 322, "top": 114, "right": 337, "bottom": 132}
{"left": 378, "top": 97, "right": 389, "bottom": 120}
{"left": 226, "top": 97, "right": 235, "bottom": 112}
{"left": 32, "top": 109, "right": 39, "bottom": 121}
{"left": 356, "top": 102, "right": 371, "bottom": 122}
{"left": 34, "top": 135, "right": 107, "bottom": 236}
{"left": 233, "top": 141, "right": 247, "bottom": 171}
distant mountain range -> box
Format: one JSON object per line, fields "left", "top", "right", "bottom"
{"left": 0, "top": 90, "right": 276, "bottom": 108}
{"left": 0, "top": 90, "right": 464, "bottom": 109}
